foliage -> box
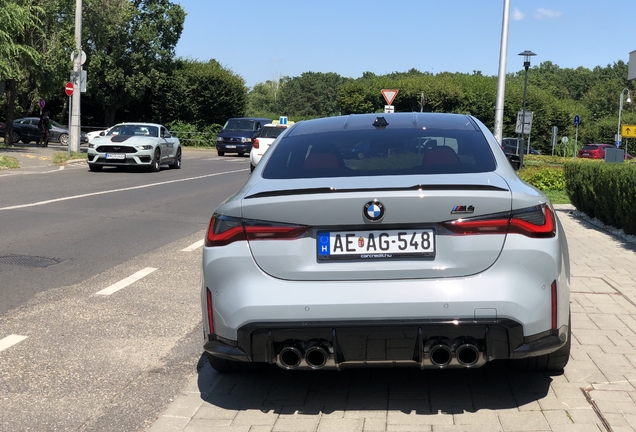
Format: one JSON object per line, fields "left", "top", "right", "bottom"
{"left": 148, "top": 59, "right": 246, "bottom": 127}
{"left": 82, "top": 0, "right": 186, "bottom": 125}
{"left": 53, "top": 150, "right": 86, "bottom": 165}
{"left": 167, "top": 120, "right": 221, "bottom": 147}
{"left": 565, "top": 161, "right": 636, "bottom": 234}
{"left": 517, "top": 166, "right": 565, "bottom": 191}
{"left": 0, "top": 154, "right": 19, "bottom": 169}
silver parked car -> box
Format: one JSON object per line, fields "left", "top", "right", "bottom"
{"left": 87, "top": 122, "right": 181, "bottom": 172}
{"left": 201, "top": 113, "right": 570, "bottom": 373}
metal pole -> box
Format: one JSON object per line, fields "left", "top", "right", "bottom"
{"left": 520, "top": 63, "right": 529, "bottom": 168}
{"left": 68, "top": 96, "right": 72, "bottom": 156}
{"left": 69, "top": 0, "right": 82, "bottom": 153}
{"left": 493, "top": 0, "right": 510, "bottom": 144}
{"left": 617, "top": 90, "right": 625, "bottom": 148}
{"left": 574, "top": 124, "right": 578, "bottom": 159}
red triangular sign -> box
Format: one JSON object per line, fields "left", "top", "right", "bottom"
{"left": 381, "top": 89, "right": 399, "bottom": 105}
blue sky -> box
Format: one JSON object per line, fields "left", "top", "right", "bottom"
{"left": 174, "top": 1, "right": 634, "bottom": 89}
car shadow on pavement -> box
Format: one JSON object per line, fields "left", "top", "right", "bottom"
{"left": 562, "top": 209, "right": 636, "bottom": 253}
{"left": 196, "top": 354, "right": 555, "bottom": 414}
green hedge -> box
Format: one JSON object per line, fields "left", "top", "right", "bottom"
{"left": 564, "top": 161, "right": 636, "bottom": 234}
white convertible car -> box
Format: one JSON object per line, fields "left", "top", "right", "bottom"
{"left": 87, "top": 122, "right": 181, "bottom": 172}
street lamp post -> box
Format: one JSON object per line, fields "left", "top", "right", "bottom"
{"left": 518, "top": 50, "right": 536, "bottom": 168}
{"left": 617, "top": 88, "right": 631, "bottom": 149}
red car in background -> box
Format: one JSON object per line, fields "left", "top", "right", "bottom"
{"left": 578, "top": 144, "right": 633, "bottom": 160}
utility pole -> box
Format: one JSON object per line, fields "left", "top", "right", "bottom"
{"left": 493, "top": 0, "right": 510, "bottom": 144}
{"left": 69, "top": 0, "right": 83, "bottom": 153}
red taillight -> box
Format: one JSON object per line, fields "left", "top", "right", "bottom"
{"left": 442, "top": 205, "right": 556, "bottom": 238}
{"left": 253, "top": 139, "right": 260, "bottom": 149}
{"left": 206, "top": 288, "right": 214, "bottom": 335}
{"left": 205, "top": 215, "right": 307, "bottom": 247}
{"left": 551, "top": 280, "right": 557, "bottom": 330}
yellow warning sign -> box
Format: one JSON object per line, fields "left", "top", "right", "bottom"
{"left": 621, "top": 125, "right": 636, "bottom": 138}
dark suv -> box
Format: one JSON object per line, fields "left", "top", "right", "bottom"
{"left": 215, "top": 117, "right": 271, "bottom": 156}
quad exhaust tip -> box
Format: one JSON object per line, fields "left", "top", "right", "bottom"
{"left": 305, "top": 346, "right": 328, "bottom": 369}
{"left": 279, "top": 346, "right": 303, "bottom": 369}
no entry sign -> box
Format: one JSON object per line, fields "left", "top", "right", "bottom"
{"left": 65, "top": 81, "right": 74, "bottom": 97}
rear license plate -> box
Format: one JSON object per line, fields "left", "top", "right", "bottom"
{"left": 226, "top": 145, "right": 236, "bottom": 149}
{"left": 317, "top": 229, "right": 435, "bottom": 261}
{"left": 105, "top": 153, "right": 125, "bottom": 160}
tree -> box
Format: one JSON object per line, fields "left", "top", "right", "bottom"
{"left": 82, "top": 0, "right": 185, "bottom": 125}
{"left": 145, "top": 59, "right": 246, "bottom": 126}
{"left": 0, "top": 0, "right": 42, "bottom": 144}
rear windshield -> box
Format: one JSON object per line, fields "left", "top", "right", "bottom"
{"left": 222, "top": 119, "right": 257, "bottom": 131}
{"left": 259, "top": 126, "right": 286, "bottom": 139}
{"left": 262, "top": 128, "right": 496, "bottom": 179}
{"left": 581, "top": 145, "right": 599, "bottom": 150}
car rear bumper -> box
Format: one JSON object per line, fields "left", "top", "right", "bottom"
{"left": 203, "top": 318, "right": 569, "bottom": 370}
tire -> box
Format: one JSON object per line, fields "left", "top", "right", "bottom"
{"left": 88, "top": 164, "right": 102, "bottom": 172}
{"left": 217, "top": 151, "right": 225, "bottom": 156}
{"left": 21, "top": 139, "right": 31, "bottom": 144}
{"left": 238, "top": 152, "right": 245, "bottom": 157}
{"left": 59, "top": 133, "right": 69, "bottom": 146}
{"left": 206, "top": 353, "right": 264, "bottom": 374}
{"left": 169, "top": 148, "right": 182, "bottom": 169}
{"left": 250, "top": 163, "right": 255, "bottom": 172}
{"left": 150, "top": 148, "right": 161, "bottom": 172}
{"left": 11, "top": 131, "right": 20, "bottom": 144}
{"left": 513, "top": 313, "right": 571, "bottom": 371}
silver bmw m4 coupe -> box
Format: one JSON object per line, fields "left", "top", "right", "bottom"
{"left": 201, "top": 112, "right": 570, "bottom": 373}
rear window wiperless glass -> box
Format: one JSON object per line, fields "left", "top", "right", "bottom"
{"left": 259, "top": 127, "right": 286, "bottom": 139}
{"left": 262, "top": 128, "right": 496, "bottom": 179}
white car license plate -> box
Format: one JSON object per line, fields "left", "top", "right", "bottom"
{"left": 317, "top": 229, "right": 435, "bottom": 260}
{"left": 226, "top": 145, "right": 236, "bottom": 149}
{"left": 105, "top": 153, "right": 125, "bottom": 160}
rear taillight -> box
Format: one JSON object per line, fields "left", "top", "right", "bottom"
{"left": 253, "top": 139, "right": 260, "bottom": 149}
{"left": 441, "top": 204, "right": 556, "bottom": 238}
{"left": 205, "top": 215, "right": 307, "bottom": 247}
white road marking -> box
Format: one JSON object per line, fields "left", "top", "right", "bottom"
{"left": 0, "top": 335, "right": 28, "bottom": 352}
{"left": 95, "top": 267, "right": 158, "bottom": 296}
{"left": 0, "top": 169, "right": 247, "bottom": 211}
{"left": 181, "top": 239, "right": 204, "bottom": 252}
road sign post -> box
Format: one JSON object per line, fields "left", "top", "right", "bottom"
{"left": 574, "top": 115, "right": 580, "bottom": 159}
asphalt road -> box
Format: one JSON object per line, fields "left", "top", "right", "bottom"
{"left": 0, "top": 150, "right": 250, "bottom": 430}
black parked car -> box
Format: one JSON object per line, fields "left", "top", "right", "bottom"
{"left": 0, "top": 117, "right": 88, "bottom": 145}
{"left": 501, "top": 138, "right": 539, "bottom": 170}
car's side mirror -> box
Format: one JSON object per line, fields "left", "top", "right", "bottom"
{"left": 99, "top": 131, "right": 105, "bottom": 136}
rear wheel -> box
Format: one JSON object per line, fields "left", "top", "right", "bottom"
{"left": 88, "top": 164, "right": 102, "bottom": 172}
{"left": 11, "top": 131, "right": 20, "bottom": 143}
{"left": 206, "top": 353, "right": 264, "bottom": 373}
{"left": 59, "top": 133, "right": 69, "bottom": 146}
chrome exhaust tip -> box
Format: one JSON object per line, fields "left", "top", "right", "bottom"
{"left": 429, "top": 344, "right": 453, "bottom": 367}
{"left": 456, "top": 343, "right": 480, "bottom": 367}
{"left": 279, "top": 346, "right": 303, "bottom": 369}
{"left": 305, "top": 346, "right": 328, "bottom": 369}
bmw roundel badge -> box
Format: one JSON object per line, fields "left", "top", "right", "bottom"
{"left": 363, "top": 201, "right": 385, "bottom": 221}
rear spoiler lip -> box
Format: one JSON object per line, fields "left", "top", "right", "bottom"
{"left": 245, "top": 184, "right": 509, "bottom": 200}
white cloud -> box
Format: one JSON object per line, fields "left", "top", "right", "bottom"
{"left": 512, "top": 8, "right": 525, "bottom": 20}
{"left": 535, "top": 8, "right": 562, "bottom": 19}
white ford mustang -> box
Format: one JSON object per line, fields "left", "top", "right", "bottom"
{"left": 87, "top": 122, "right": 181, "bottom": 172}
